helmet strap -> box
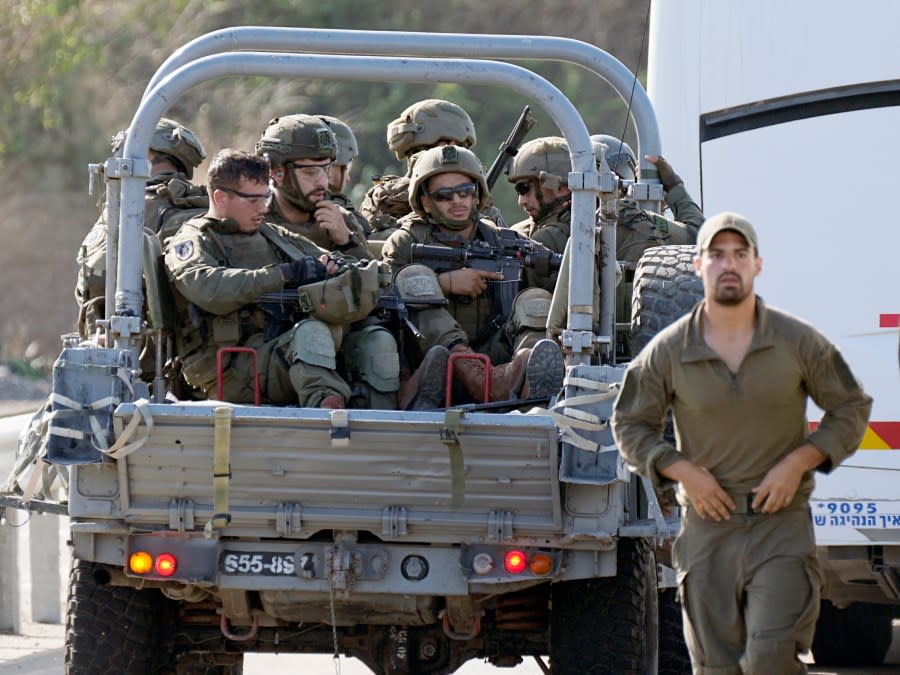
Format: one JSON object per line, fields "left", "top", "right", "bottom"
{"left": 277, "top": 168, "right": 318, "bottom": 214}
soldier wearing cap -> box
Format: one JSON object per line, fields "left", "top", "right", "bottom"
{"left": 611, "top": 212, "right": 872, "bottom": 674}
{"left": 382, "top": 144, "right": 563, "bottom": 404}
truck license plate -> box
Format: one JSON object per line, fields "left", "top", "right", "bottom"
{"left": 220, "top": 551, "right": 296, "bottom": 576}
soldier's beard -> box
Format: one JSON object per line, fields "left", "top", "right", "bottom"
{"left": 278, "top": 171, "right": 323, "bottom": 214}
{"left": 713, "top": 276, "right": 751, "bottom": 306}
{"left": 425, "top": 197, "right": 476, "bottom": 231}
{"left": 536, "top": 194, "right": 569, "bottom": 223}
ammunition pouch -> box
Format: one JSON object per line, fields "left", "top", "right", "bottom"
{"left": 297, "top": 259, "right": 383, "bottom": 325}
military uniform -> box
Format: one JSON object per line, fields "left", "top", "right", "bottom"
{"left": 75, "top": 171, "right": 208, "bottom": 339}
{"left": 616, "top": 183, "right": 703, "bottom": 264}
{"left": 382, "top": 216, "right": 551, "bottom": 365}
{"left": 611, "top": 297, "right": 872, "bottom": 674}
{"left": 164, "top": 214, "right": 353, "bottom": 406}
{"left": 265, "top": 195, "right": 373, "bottom": 261}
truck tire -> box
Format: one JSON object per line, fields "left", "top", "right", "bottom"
{"left": 65, "top": 558, "right": 176, "bottom": 673}
{"left": 550, "top": 538, "right": 658, "bottom": 674}
{"left": 631, "top": 245, "right": 704, "bottom": 355}
{"left": 812, "top": 599, "right": 894, "bottom": 666}
{"left": 658, "top": 588, "right": 691, "bottom": 674}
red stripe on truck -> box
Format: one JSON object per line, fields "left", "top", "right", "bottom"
{"left": 880, "top": 314, "right": 900, "bottom": 328}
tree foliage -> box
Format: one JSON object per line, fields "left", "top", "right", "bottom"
{"left": 0, "top": 0, "right": 650, "bottom": 360}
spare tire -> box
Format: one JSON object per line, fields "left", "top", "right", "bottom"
{"left": 630, "top": 245, "right": 703, "bottom": 355}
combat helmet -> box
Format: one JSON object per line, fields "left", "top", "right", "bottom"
{"left": 387, "top": 99, "right": 476, "bottom": 161}
{"left": 256, "top": 114, "right": 338, "bottom": 212}
{"left": 590, "top": 134, "right": 637, "bottom": 182}
{"left": 506, "top": 136, "right": 570, "bottom": 190}
{"left": 408, "top": 145, "right": 489, "bottom": 228}
{"left": 318, "top": 115, "right": 359, "bottom": 166}
{"left": 255, "top": 114, "right": 338, "bottom": 167}
{"left": 111, "top": 118, "right": 206, "bottom": 179}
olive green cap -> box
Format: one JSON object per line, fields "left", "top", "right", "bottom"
{"left": 696, "top": 212, "right": 759, "bottom": 255}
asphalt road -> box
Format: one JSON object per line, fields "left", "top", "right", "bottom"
{"left": 2, "top": 621, "right": 899, "bottom": 675}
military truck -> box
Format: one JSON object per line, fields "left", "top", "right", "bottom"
{"left": 1, "top": 28, "right": 691, "bottom": 674}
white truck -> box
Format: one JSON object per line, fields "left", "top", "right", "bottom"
{"left": 1, "top": 27, "right": 692, "bottom": 675}
{"left": 648, "top": 0, "right": 900, "bottom": 666}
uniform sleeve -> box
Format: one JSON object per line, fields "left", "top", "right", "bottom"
{"left": 664, "top": 184, "right": 704, "bottom": 234}
{"left": 381, "top": 228, "right": 414, "bottom": 274}
{"left": 611, "top": 345, "right": 682, "bottom": 491}
{"left": 337, "top": 207, "right": 374, "bottom": 260}
{"left": 802, "top": 332, "right": 873, "bottom": 472}
{"left": 164, "top": 229, "right": 284, "bottom": 316}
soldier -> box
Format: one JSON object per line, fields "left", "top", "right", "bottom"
{"left": 611, "top": 213, "right": 872, "bottom": 674}
{"left": 317, "top": 114, "right": 372, "bottom": 237}
{"left": 382, "top": 145, "right": 563, "bottom": 404}
{"left": 164, "top": 149, "right": 374, "bottom": 409}
{"left": 362, "top": 98, "right": 478, "bottom": 249}
{"left": 76, "top": 118, "right": 208, "bottom": 339}
{"left": 256, "top": 114, "right": 372, "bottom": 260}
{"left": 542, "top": 136, "right": 703, "bottom": 350}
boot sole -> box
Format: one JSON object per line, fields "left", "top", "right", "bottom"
{"left": 525, "top": 339, "right": 565, "bottom": 400}
{"left": 409, "top": 346, "right": 450, "bottom": 410}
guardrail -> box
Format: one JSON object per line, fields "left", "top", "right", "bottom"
{"left": 0, "top": 412, "right": 68, "bottom": 633}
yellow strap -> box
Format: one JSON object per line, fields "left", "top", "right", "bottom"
{"left": 441, "top": 408, "right": 465, "bottom": 509}
{"left": 206, "top": 406, "right": 232, "bottom": 535}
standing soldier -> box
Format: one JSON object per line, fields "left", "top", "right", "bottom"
{"left": 76, "top": 118, "right": 208, "bottom": 339}
{"left": 611, "top": 212, "right": 872, "bottom": 674}
{"left": 164, "top": 149, "right": 380, "bottom": 409}
{"left": 256, "top": 114, "right": 372, "bottom": 261}
{"left": 382, "top": 145, "right": 563, "bottom": 404}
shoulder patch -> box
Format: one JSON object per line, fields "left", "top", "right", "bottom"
{"left": 653, "top": 215, "right": 670, "bottom": 232}
{"left": 174, "top": 240, "right": 195, "bottom": 261}
{"left": 83, "top": 226, "right": 104, "bottom": 247}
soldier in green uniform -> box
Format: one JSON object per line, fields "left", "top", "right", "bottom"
{"left": 611, "top": 213, "right": 872, "bottom": 674}
{"left": 256, "top": 114, "right": 372, "bottom": 261}
{"left": 165, "top": 149, "right": 371, "bottom": 409}
{"left": 76, "top": 118, "right": 208, "bottom": 339}
{"left": 382, "top": 145, "right": 563, "bottom": 404}
{"left": 317, "top": 114, "right": 372, "bottom": 237}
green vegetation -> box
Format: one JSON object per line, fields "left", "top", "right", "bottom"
{"left": 0, "top": 0, "right": 647, "bottom": 361}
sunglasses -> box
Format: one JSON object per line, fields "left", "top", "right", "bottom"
{"left": 427, "top": 182, "right": 478, "bottom": 202}
{"left": 514, "top": 181, "right": 534, "bottom": 196}
{"left": 214, "top": 185, "right": 273, "bottom": 205}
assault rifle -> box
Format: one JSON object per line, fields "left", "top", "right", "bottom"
{"left": 485, "top": 105, "right": 537, "bottom": 190}
{"left": 253, "top": 288, "right": 422, "bottom": 341}
{"left": 410, "top": 231, "right": 562, "bottom": 333}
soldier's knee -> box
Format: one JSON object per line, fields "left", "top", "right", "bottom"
{"left": 741, "top": 636, "right": 804, "bottom": 675}
{"left": 508, "top": 288, "right": 551, "bottom": 343}
{"left": 284, "top": 319, "right": 338, "bottom": 369}
{"left": 341, "top": 326, "right": 400, "bottom": 395}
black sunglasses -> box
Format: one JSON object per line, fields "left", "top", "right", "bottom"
{"left": 427, "top": 182, "right": 478, "bottom": 202}
{"left": 514, "top": 181, "right": 534, "bottom": 196}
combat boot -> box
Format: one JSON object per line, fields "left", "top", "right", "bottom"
{"left": 521, "top": 339, "right": 565, "bottom": 400}
{"left": 449, "top": 345, "right": 494, "bottom": 403}
{"left": 449, "top": 345, "right": 530, "bottom": 403}
{"left": 319, "top": 394, "right": 345, "bottom": 409}
{"left": 397, "top": 345, "right": 450, "bottom": 410}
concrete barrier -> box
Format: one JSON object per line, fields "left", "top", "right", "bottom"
{"left": 0, "top": 412, "right": 68, "bottom": 633}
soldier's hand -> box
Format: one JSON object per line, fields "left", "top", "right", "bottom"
{"left": 315, "top": 200, "right": 353, "bottom": 246}
{"left": 319, "top": 253, "right": 346, "bottom": 277}
{"left": 751, "top": 452, "right": 807, "bottom": 514}
{"left": 669, "top": 462, "right": 735, "bottom": 521}
{"left": 645, "top": 155, "right": 683, "bottom": 191}
{"left": 440, "top": 268, "right": 504, "bottom": 298}
{"left": 279, "top": 256, "right": 328, "bottom": 288}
